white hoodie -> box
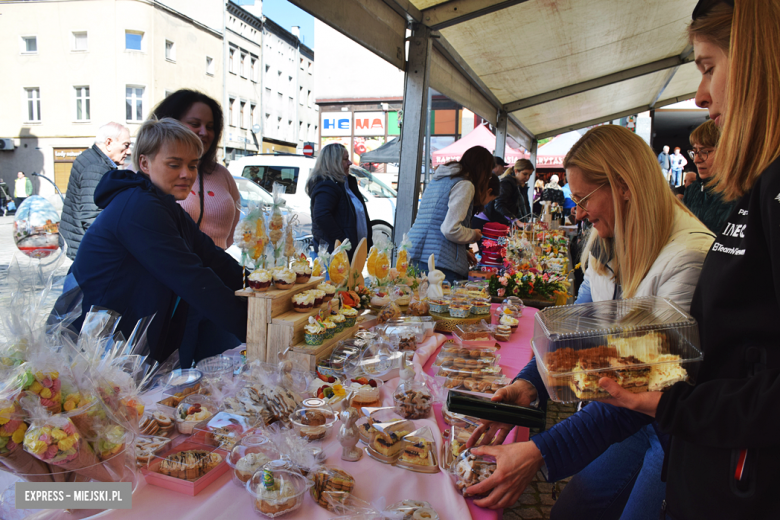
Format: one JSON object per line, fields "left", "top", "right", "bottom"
{"left": 432, "top": 164, "right": 480, "bottom": 244}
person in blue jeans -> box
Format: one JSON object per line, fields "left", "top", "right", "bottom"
{"left": 463, "top": 124, "right": 715, "bottom": 519}
{"left": 669, "top": 147, "right": 688, "bottom": 187}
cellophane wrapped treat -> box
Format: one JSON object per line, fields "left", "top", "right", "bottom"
{"left": 310, "top": 465, "right": 356, "bottom": 511}
{"left": 234, "top": 201, "right": 269, "bottom": 270}
{"left": 447, "top": 448, "right": 496, "bottom": 497}
{"left": 311, "top": 242, "right": 331, "bottom": 278}
{"left": 328, "top": 239, "right": 352, "bottom": 289}
{"left": 0, "top": 397, "right": 52, "bottom": 482}
{"left": 21, "top": 396, "right": 114, "bottom": 482}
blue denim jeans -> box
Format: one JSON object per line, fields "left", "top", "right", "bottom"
{"left": 671, "top": 169, "right": 683, "bottom": 186}
{"left": 550, "top": 425, "right": 666, "bottom": 520}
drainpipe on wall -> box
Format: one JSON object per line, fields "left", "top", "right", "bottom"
{"left": 222, "top": 0, "right": 228, "bottom": 163}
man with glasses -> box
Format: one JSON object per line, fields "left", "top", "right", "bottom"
{"left": 682, "top": 120, "right": 735, "bottom": 232}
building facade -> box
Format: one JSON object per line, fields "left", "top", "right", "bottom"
{"left": 261, "top": 17, "right": 317, "bottom": 155}
{"left": 224, "top": 1, "right": 263, "bottom": 161}
{"left": 0, "top": 0, "right": 223, "bottom": 199}
{"left": 0, "top": 0, "right": 317, "bottom": 201}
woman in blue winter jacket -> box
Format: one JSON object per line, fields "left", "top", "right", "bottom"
{"left": 465, "top": 125, "right": 715, "bottom": 519}
{"left": 64, "top": 118, "right": 248, "bottom": 363}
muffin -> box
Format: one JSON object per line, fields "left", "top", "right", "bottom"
{"left": 311, "top": 289, "right": 326, "bottom": 306}
{"left": 340, "top": 306, "right": 359, "bottom": 328}
{"left": 322, "top": 319, "right": 337, "bottom": 339}
{"left": 317, "top": 282, "right": 337, "bottom": 302}
{"left": 499, "top": 314, "right": 519, "bottom": 329}
{"left": 292, "top": 291, "right": 316, "bottom": 313}
{"left": 273, "top": 267, "right": 296, "bottom": 290}
{"left": 304, "top": 318, "right": 326, "bottom": 346}
{"left": 248, "top": 269, "right": 272, "bottom": 292}
{"left": 292, "top": 261, "right": 313, "bottom": 284}
{"left": 328, "top": 313, "right": 346, "bottom": 333}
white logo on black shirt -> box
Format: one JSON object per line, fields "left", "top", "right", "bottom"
{"left": 722, "top": 222, "right": 747, "bottom": 238}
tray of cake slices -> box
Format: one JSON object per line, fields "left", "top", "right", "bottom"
{"left": 532, "top": 296, "right": 703, "bottom": 403}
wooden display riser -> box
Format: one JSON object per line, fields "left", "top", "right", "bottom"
{"left": 287, "top": 323, "right": 360, "bottom": 371}
{"left": 236, "top": 276, "right": 325, "bottom": 363}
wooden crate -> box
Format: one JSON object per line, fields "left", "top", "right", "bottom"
{"left": 287, "top": 323, "right": 360, "bottom": 372}
{"left": 236, "top": 276, "right": 325, "bottom": 363}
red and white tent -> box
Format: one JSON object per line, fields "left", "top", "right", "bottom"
{"left": 534, "top": 131, "right": 583, "bottom": 168}
{"left": 431, "top": 125, "right": 526, "bottom": 166}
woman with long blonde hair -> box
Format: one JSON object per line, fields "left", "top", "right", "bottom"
{"left": 603, "top": 1, "right": 780, "bottom": 518}
{"left": 463, "top": 124, "right": 715, "bottom": 519}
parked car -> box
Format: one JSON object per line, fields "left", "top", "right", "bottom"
{"left": 227, "top": 154, "right": 395, "bottom": 245}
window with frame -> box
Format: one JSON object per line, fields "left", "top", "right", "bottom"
{"left": 307, "top": 90, "right": 312, "bottom": 108}
{"left": 308, "top": 61, "right": 312, "bottom": 74}
{"left": 125, "top": 31, "right": 143, "bottom": 51}
{"left": 21, "top": 36, "right": 37, "bottom": 54}
{"left": 72, "top": 32, "right": 87, "bottom": 51}
{"left": 206, "top": 56, "right": 214, "bottom": 75}
{"left": 229, "top": 46, "right": 236, "bottom": 74}
{"left": 299, "top": 86, "right": 304, "bottom": 105}
{"left": 250, "top": 104, "right": 257, "bottom": 126}
{"left": 165, "top": 40, "right": 175, "bottom": 61}
{"left": 250, "top": 56, "right": 257, "bottom": 82}
{"left": 228, "top": 98, "right": 236, "bottom": 126}
{"left": 240, "top": 101, "right": 247, "bottom": 129}
{"left": 25, "top": 88, "right": 41, "bottom": 122}
{"left": 125, "top": 86, "right": 144, "bottom": 121}
{"left": 74, "top": 86, "right": 90, "bottom": 121}
{"left": 240, "top": 53, "right": 247, "bottom": 77}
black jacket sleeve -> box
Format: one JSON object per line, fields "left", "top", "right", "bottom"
{"left": 493, "top": 178, "right": 519, "bottom": 221}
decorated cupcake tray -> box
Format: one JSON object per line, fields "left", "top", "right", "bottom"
{"left": 236, "top": 276, "right": 325, "bottom": 363}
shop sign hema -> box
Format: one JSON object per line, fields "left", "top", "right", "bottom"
{"left": 353, "top": 112, "right": 385, "bottom": 136}
{"left": 321, "top": 112, "right": 352, "bottom": 136}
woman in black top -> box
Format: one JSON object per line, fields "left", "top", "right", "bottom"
{"left": 602, "top": 2, "right": 780, "bottom": 518}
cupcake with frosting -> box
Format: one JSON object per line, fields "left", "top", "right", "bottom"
{"left": 248, "top": 269, "right": 272, "bottom": 292}
{"left": 304, "top": 317, "right": 326, "bottom": 346}
{"left": 321, "top": 319, "right": 337, "bottom": 339}
{"left": 499, "top": 314, "right": 519, "bottom": 329}
{"left": 310, "top": 289, "right": 326, "bottom": 306}
{"left": 292, "top": 291, "right": 316, "bottom": 313}
{"left": 328, "top": 313, "right": 346, "bottom": 333}
{"left": 317, "top": 282, "right": 336, "bottom": 302}
{"left": 292, "top": 261, "right": 313, "bottom": 284}
{"left": 339, "top": 306, "right": 359, "bottom": 328}
{"left": 273, "top": 267, "right": 296, "bottom": 290}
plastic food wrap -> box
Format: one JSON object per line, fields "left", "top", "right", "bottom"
{"left": 310, "top": 465, "right": 356, "bottom": 511}
{"left": 13, "top": 196, "right": 61, "bottom": 258}
{"left": 329, "top": 239, "right": 352, "bottom": 289}
{"left": 248, "top": 468, "right": 312, "bottom": 518}
{"left": 395, "top": 426, "right": 439, "bottom": 473}
{"left": 533, "top": 296, "right": 703, "bottom": 403}
{"left": 312, "top": 242, "right": 331, "bottom": 278}
{"left": 447, "top": 448, "right": 496, "bottom": 497}
{"left": 234, "top": 201, "right": 269, "bottom": 269}
{"left": 396, "top": 233, "right": 413, "bottom": 276}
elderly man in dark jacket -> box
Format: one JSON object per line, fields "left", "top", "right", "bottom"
{"left": 60, "top": 122, "right": 131, "bottom": 259}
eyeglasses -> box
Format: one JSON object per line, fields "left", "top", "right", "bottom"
{"left": 571, "top": 183, "right": 607, "bottom": 212}
{"left": 687, "top": 149, "right": 712, "bottom": 161}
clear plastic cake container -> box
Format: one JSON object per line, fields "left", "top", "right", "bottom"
{"left": 532, "top": 296, "right": 703, "bottom": 403}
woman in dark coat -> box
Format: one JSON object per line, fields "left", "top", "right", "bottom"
{"left": 306, "top": 143, "right": 373, "bottom": 260}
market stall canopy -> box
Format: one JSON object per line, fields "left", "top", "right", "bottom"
{"left": 535, "top": 131, "right": 584, "bottom": 168}
{"left": 360, "top": 137, "right": 400, "bottom": 163}
{"left": 290, "top": 0, "right": 700, "bottom": 143}
{"left": 431, "top": 124, "right": 524, "bottom": 165}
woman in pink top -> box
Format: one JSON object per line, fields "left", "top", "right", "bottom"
{"left": 151, "top": 90, "right": 242, "bottom": 367}
{"left": 152, "top": 90, "right": 240, "bottom": 249}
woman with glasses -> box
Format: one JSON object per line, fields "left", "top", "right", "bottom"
{"left": 683, "top": 120, "right": 736, "bottom": 232}
{"left": 463, "top": 125, "right": 715, "bottom": 520}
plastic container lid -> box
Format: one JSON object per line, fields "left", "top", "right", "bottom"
{"left": 164, "top": 368, "right": 203, "bottom": 395}
{"left": 532, "top": 296, "right": 703, "bottom": 403}
{"left": 196, "top": 355, "right": 239, "bottom": 380}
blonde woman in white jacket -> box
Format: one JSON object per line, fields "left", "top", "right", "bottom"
{"left": 466, "top": 125, "right": 715, "bottom": 520}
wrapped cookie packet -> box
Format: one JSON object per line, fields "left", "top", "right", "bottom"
{"left": 326, "top": 494, "right": 440, "bottom": 520}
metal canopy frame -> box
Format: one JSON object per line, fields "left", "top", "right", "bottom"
{"left": 291, "top": 0, "right": 701, "bottom": 244}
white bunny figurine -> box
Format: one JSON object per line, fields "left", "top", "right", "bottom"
{"left": 426, "top": 253, "right": 445, "bottom": 300}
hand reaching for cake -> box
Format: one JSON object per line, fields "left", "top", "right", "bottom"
{"left": 598, "top": 377, "right": 662, "bottom": 418}
{"left": 466, "top": 379, "right": 538, "bottom": 448}
{"left": 467, "top": 442, "right": 544, "bottom": 510}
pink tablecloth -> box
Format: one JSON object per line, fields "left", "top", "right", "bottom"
{"left": 14, "top": 307, "right": 538, "bottom": 520}
{"left": 420, "top": 306, "right": 538, "bottom": 520}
